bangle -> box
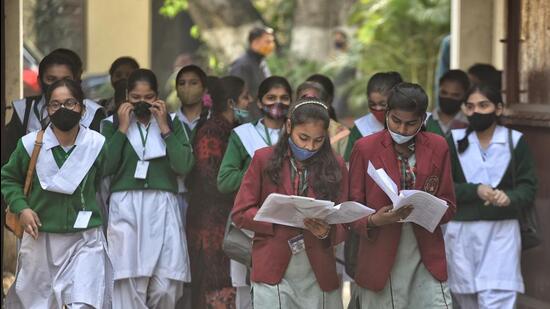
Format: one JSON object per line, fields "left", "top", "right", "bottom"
{"left": 161, "top": 131, "right": 172, "bottom": 139}
{"left": 318, "top": 226, "right": 331, "bottom": 239}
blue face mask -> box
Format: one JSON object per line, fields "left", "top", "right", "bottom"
{"left": 288, "top": 137, "right": 319, "bottom": 161}
{"left": 233, "top": 107, "right": 250, "bottom": 124}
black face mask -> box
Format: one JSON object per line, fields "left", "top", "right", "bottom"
{"left": 133, "top": 101, "right": 152, "bottom": 118}
{"left": 468, "top": 112, "right": 497, "bottom": 132}
{"left": 39, "top": 80, "right": 50, "bottom": 95}
{"left": 50, "top": 108, "right": 81, "bottom": 131}
{"left": 439, "top": 96, "right": 463, "bottom": 115}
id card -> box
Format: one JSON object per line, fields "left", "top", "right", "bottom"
{"left": 73, "top": 211, "right": 92, "bottom": 229}
{"left": 134, "top": 160, "right": 150, "bottom": 179}
{"left": 288, "top": 234, "right": 305, "bottom": 254}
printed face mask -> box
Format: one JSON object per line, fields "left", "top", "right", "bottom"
{"left": 262, "top": 102, "right": 289, "bottom": 120}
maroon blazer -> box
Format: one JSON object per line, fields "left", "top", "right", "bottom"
{"left": 232, "top": 147, "right": 349, "bottom": 291}
{"left": 349, "top": 130, "right": 456, "bottom": 291}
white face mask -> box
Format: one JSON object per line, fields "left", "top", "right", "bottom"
{"left": 387, "top": 116, "right": 423, "bottom": 144}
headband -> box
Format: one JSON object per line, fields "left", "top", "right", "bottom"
{"left": 290, "top": 100, "right": 328, "bottom": 115}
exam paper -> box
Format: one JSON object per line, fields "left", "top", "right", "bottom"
{"left": 367, "top": 161, "right": 448, "bottom": 233}
{"left": 254, "top": 193, "right": 374, "bottom": 229}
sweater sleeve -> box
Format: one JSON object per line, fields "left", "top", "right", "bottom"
{"left": 1, "top": 140, "right": 31, "bottom": 213}
{"left": 165, "top": 118, "right": 195, "bottom": 175}
{"left": 231, "top": 152, "right": 274, "bottom": 235}
{"left": 217, "top": 132, "right": 248, "bottom": 193}
{"left": 344, "top": 125, "right": 362, "bottom": 161}
{"left": 100, "top": 120, "right": 127, "bottom": 177}
{"left": 505, "top": 137, "right": 538, "bottom": 209}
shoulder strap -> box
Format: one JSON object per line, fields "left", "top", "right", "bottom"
{"left": 507, "top": 128, "right": 516, "bottom": 188}
{"left": 22, "top": 96, "right": 37, "bottom": 132}
{"left": 23, "top": 130, "right": 45, "bottom": 196}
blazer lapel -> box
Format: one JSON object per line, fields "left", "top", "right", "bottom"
{"left": 378, "top": 131, "right": 402, "bottom": 192}
{"left": 413, "top": 132, "right": 434, "bottom": 190}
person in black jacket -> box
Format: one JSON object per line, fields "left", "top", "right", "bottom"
{"left": 228, "top": 26, "right": 275, "bottom": 121}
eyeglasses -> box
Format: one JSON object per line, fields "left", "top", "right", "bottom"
{"left": 47, "top": 99, "right": 80, "bottom": 111}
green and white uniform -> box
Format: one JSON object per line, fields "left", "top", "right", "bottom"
{"left": 217, "top": 119, "right": 281, "bottom": 309}
{"left": 102, "top": 114, "right": 194, "bottom": 308}
{"left": 1, "top": 125, "right": 111, "bottom": 309}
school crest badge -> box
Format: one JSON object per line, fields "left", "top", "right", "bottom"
{"left": 424, "top": 176, "right": 439, "bottom": 194}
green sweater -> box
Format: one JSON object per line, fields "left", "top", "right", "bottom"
{"left": 448, "top": 135, "right": 537, "bottom": 221}
{"left": 344, "top": 125, "right": 363, "bottom": 161}
{"left": 1, "top": 141, "right": 104, "bottom": 233}
{"left": 217, "top": 131, "right": 251, "bottom": 194}
{"left": 102, "top": 118, "right": 194, "bottom": 193}
{"left": 425, "top": 115, "right": 445, "bottom": 137}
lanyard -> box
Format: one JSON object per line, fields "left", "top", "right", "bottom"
{"left": 79, "top": 173, "right": 89, "bottom": 211}
{"left": 290, "top": 157, "right": 308, "bottom": 196}
{"left": 137, "top": 122, "right": 150, "bottom": 158}
{"left": 256, "top": 122, "right": 273, "bottom": 146}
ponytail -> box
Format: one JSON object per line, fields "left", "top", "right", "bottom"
{"left": 457, "top": 126, "right": 474, "bottom": 153}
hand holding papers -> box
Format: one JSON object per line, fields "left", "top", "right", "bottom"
{"left": 254, "top": 193, "right": 374, "bottom": 229}
{"left": 367, "top": 161, "right": 448, "bottom": 233}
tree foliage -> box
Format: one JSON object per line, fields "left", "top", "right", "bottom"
{"left": 340, "top": 0, "right": 450, "bottom": 113}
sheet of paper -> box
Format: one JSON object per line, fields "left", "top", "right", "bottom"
{"left": 396, "top": 190, "right": 448, "bottom": 233}
{"left": 326, "top": 201, "right": 375, "bottom": 224}
{"left": 254, "top": 193, "right": 373, "bottom": 228}
{"left": 367, "top": 161, "right": 399, "bottom": 204}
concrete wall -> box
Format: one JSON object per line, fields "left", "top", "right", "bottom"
{"left": 4, "top": 0, "right": 23, "bottom": 122}
{"left": 451, "top": 0, "right": 505, "bottom": 71}
{"left": 86, "top": 0, "right": 151, "bottom": 75}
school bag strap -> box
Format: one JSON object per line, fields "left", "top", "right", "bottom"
{"left": 508, "top": 128, "right": 541, "bottom": 250}
{"left": 5, "top": 130, "right": 45, "bottom": 239}
{"left": 21, "top": 96, "right": 41, "bottom": 131}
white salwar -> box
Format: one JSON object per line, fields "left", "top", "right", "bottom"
{"left": 108, "top": 190, "right": 191, "bottom": 308}
{"left": 6, "top": 228, "right": 112, "bottom": 309}
{"left": 252, "top": 249, "right": 343, "bottom": 309}
{"left": 445, "top": 127, "right": 524, "bottom": 309}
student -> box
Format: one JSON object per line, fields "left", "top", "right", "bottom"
{"left": 100, "top": 56, "right": 140, "bottom": 115}
{"left": 49, "top": 48, "right": 107, "bottom": 128}
{"left": 217, "top": 75, "right": 292, "bottom": 309}
{"left": 445, "top": 84, "right": 537, "bottom": 309}
{"left": 348, "top": 82, "right": 456, "bottom": 308}
{"left": 467, "top": 63, "right": 502, "bottom": 90}
{"left": 344, "top": 72, "right": 403, "bottom": 161}
{"left": 425, "top": 69, "right": 470, "bottom": 137}
{"left": 1, "top": 79, "right": 111, "bottom": 308}
{"left": 221, "top": 75, "right": 252, "bottom": 124}
{"left": 231, "top": 97, "right": 348, "bottom": 308}
{"left": 4, "top": 51, "right": 106, "bottom": 161}
{"left": 175, "top": 64, "right": 210, "bottom": 140}
{"left": 186, "top": 76, "right": 250, "bottom": 308}
{"left": 101, "top": 69, "right": 194, "bottom": 308}
{"left": 302, "top": 75, "right": 351, "bottom": 157}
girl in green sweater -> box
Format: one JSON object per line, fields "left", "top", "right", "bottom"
{"left": 101, "top": 69, "right": 195, "bottom": 308}
{"left": 445, "top": 84, "right": 538, "bottom": 308}
{"left": 2, "top": 79, "right": 111, "bottom": 308}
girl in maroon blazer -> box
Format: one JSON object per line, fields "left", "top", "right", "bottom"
{"left": 231, "top": 97, "right": 349, "bottom": 308}
{"left": 348, "top": 82, "right": 456, "bottom": 308}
